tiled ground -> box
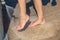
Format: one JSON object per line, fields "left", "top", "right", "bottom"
{"left": 8, "top": 0, "right": 60, "bottom": 40}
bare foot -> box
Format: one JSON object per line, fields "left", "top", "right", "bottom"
{"left": 29, "top": 19, "right": 45, "bottom": 27}
{"left": 16, "top": 15, "right": 29, "bottom": 31}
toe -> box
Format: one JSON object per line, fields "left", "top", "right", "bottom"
{"left": 16, "top": 26, "right": 23, "bottom": 30}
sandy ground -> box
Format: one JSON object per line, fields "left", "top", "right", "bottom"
{"left": 8, "top": 0, "right": 60, "bottom": 40}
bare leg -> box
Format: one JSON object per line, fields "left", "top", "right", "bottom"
{"left": 29, "top": 0, "right": 45, "bottom": 27}
{"left": 16, "top": 0, "right": 29, "bottom": 30}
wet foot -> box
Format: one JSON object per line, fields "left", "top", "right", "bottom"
{"left": 29, "top": 19, "right": 45, "bottom": 27}
{"left": 16, "top": 15, "right": 29, "bottom": 31}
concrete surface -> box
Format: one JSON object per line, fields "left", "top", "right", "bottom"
{"left": 8, "top": 0, "right": 60, "bottom": 40}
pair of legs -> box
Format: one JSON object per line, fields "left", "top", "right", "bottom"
{"left": 16, "top": 0, "right": 45, "bottom": 30}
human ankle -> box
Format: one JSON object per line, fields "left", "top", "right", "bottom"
{"left": 20, "top": 15, "right": 29, "bottom": 19}
{"left": 38, "top": 18, "right": 45, "bottom": 22}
